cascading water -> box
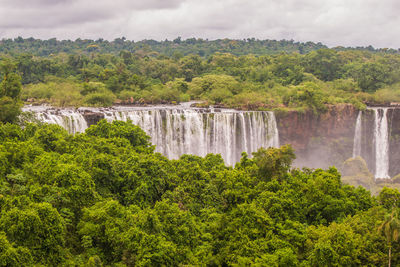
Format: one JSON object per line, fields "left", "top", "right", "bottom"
{"left": 352, "top": 111, "right": 362, "bottom": 158}
{"left": 102, "top": 109, "right": 280, "bottom": 165}
{"left": 23, "top": 106, "right": 280, "bottom": 166}
{"left": 23, "top": 106, "right": 88, "bottom": 134}
{"left": 373, "top": 108, "right": 390, "bottom": 179}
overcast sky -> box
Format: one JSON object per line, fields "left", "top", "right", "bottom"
{"left": 0, "top": 0, "right": 398, "bottom": 48}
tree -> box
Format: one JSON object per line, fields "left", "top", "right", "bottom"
{"left": 252, "top": 144, "right": 295, "bottom": 181}
{"left": 378, "top": 209, "right": 400, "bottom": 267}
{"left": 306, "top": 223, "right": 364, "bottom": 266}
{"left": 0, "top": 97, "right": 22, "bottom": 123}
{"left": 188, "top": 74, "right": 240, "bottom": 103}
{"left": 1, "top": 60, "right": 22, "bottom": 99}
{"left": 0, "top": 60, "right": 22, "bottom": 123}
{"left": 379, "top": 187, "right": 400, "bottom": 210}
{"left": 85, "top": 119, "right": 153, "bottom": 152}
{"left": 0, "top": 232, "right": 33, "bottom": 266}
{"left": 351, "top": 62, "right": 389, "bottom": 92}
{"left": 0, "top": 203, "right": 66, "bottom": 265}
{"left": 302, "top": 49, "right": 342, "bottom": 81}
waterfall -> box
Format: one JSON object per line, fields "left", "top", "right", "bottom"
{"left": 373, "top": 108, "right": 390, "bottom": 179}
{"left": 351, "top": 108, "right": 391, "bottom": 179}
{"left": 352, "top": 111, "right": 362, "bottom": 158}
{"left": 24, "top": 106, "right": 280, "bottom": 165}
{"left": 103, "top": 109, "right": 280, "bottom": 165}
{"left": 24, "top": 107, "right": 88, "bottom": 134}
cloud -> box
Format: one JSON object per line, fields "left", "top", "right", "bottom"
{"left": 0, "top": 0, "right": 186, "bottom": 28}
{"left": 0, "top": 0, "right": 398, "bottom": 48}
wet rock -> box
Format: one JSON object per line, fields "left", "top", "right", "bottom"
{"left": 82, "top": 112, "right": 105, "bottom": 126}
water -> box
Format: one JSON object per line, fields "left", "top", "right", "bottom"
{"left": 23, "top": 105, "right": 280, "bottom": 165}
{"left": 23, "top": 107, "right": 88, "bottom": 134}
{"left": 373, "top": 108, "right": 390, "bottom": 179}
{"left": 352, "top": 111, "right": 362, "bottom": 158}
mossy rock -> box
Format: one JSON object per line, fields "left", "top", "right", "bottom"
{"left": 341, "top": 156, "right": 374, "bottom": 190}
{"left": 392, "top": 174, "right": 400, "bottom": 183}
{"left": 371, "top": 183, "right": 400, "bottom": 196}
{"left": 342, "top": 156, "right": 371, "bottom": 176}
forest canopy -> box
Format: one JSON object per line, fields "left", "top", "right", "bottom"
{"left": 0, "top": 120, "right": 398, "bottom": 266}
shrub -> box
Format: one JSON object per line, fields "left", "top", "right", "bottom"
{"left": 84, "top": 91, "right": 116, "bottom": 107}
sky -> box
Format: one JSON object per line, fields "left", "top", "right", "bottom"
{"left": 0, "top": 0, "right": 399, "bottom": 48}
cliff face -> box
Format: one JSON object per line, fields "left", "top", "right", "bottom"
{"left": 276, "top": 104, "right": 359, "bottom": 169}
{"left": 276, "top": 105, "right": 400, "bottom": 177}
{"left": 388, "top": 109, "right": 400, "bottom": 176}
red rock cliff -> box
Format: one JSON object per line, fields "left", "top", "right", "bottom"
{"left": 276, "top": 104, "right": 359, "bottom": 169}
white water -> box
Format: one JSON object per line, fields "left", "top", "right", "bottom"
{"left": 23, "top": 107, "right": 88, "bottom": 134}
{"left": 352, "top": 111, "right": 362, "bottom": 158}
{"left": 373, "top": 108, "right": 390, "bottom": 179}
{"left": 23, "top": 106, "right": 280, "bottom": 165}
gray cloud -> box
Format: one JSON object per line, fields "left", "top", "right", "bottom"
{"left": 0, "top": 0, "right": 186, "bottom": 28}
{"left": 0, "top": 0, "right": 398, "bottom": 48}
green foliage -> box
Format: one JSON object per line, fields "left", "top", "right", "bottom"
{"left": 0, "top": 37, "right": 328, "bottom": 57}
{"left": 350, "top": 62, "right": 390, "bottom": 92}
{"left": 378, "top": 209, "right": 400, "bottom": 266}
{"left": 252, "top": 144, "right": 296, "bottom": 180}
{"left": 379, "top": 187, "right": 400, "bottom": 210}
{"left": 85, "top": 119, "right": 152, "bottom": 152}
{"left": 0, "top": 60, "right": 22, "bottom": 123}
{"left": 84, "top": 91, "right": 116, "bottom": 107}
{"left": 302, "top": 49, "right": 343, "bottom": 81}
{"left": 188, "top": 74, "right": 240, "bottom": 103}
{"left": 1, "top": 39, "right": 398, "bottom": 111}
{"left": 0, "top": 203, "right": 66, "bottom": 264}
{"left": 0, "top": 232, "right": 33, "bottom": 267}
{"left": 0, "top": 96, "right": 22, "bottom": 123}
{"left": 226, "top": 90, "right": 270, "bottom": 110}
{"left": 372, "top": 82, "right": 400, "bottom": 104}
{"left": 21, "top": 82, "right": 55, "bottom": 100}
{"left": 307, "top": 222, "right": 365, "bottom": 266}
{"left": 283, "top": 82, "right": 328, "bottom": 114}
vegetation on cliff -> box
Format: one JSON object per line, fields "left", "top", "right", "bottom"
{"left": 0, "top": 119, "right": 400, "bottom": 265}
{"left": 0, "top": 38, "right": 399, "bottom": 111}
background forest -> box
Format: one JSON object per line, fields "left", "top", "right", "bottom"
{"left": 1, "top": 37, "right": 400, "bottom": 113}
{"left": 1, "top": 38, "right": 400, "bottom": 266}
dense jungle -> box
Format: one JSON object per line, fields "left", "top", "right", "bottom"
{"left": 1, "top": 38, "right": 400, "bottom": 266}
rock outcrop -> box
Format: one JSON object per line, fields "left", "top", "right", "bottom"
{"left": 81, "top": 111, "right": 105, "bottom": 127}
{"left": 341, "top": 156, "right": 374, "bottom": 191}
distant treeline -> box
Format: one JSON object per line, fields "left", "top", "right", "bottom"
{"left": 1, "top": 37, "right": 328, "bottom": 57}
{"left": 1, "top": 37, "right": 399, "bottom": 57}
